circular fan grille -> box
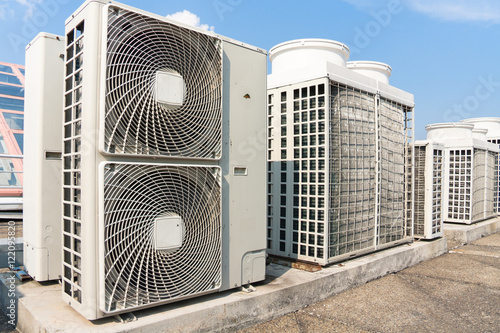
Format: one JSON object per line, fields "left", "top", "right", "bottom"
{"left": 105, "top": 7, "right": 222, "bottom": 158}
{"left": 103, "top": 163, "right": 222, "bottom": 312}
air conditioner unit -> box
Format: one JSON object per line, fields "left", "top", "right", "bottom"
{"left": 413, "top": 141, "right": 444, "bottom": 239}
{"left": 24, "top": 32, "right": 65, "bottom": 281}
{"left": 266, "top": 39, "right": 414, "bottom": 265}
{"left": 62, "top": 0, "right": 266, "bottom": 319}
{"left": 460, "top": 118, "right": 500, "bottom": 214}
{"left": 426, "top": 123, "right": 499, "bottom": 224}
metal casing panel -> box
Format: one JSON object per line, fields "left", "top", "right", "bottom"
{"left": 266, "top": 78, "right": 331, "bottom": 266}
{"left": 413, "top": 141, "right": 444, "bottom": 239}
{"left": 425, "top": 143, "right": 444, "bottom": 239}
{"left": 220, "top": 40, "right": 267, "bottom": 289}
{"left": 268, "top": 60, "right": 414, "bottom": 107}
{"left": 23, "top": 33, "right": 65, "bottom": 281}
{"left": 62, "top": 1, "right": 103, "bottom": 319}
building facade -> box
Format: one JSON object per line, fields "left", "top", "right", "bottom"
{"left": 0, "top": 61, "right": 24, "bottom": 207}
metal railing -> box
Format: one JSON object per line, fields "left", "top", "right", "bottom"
{"left": 0, "top": 154, "right": 23, "bottom": 190}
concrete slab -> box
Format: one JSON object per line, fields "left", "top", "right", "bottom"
{"left": 402, "top": 248, "right": 500, "bottom": 289}
{"left": 450, "top": 244, "right": 500, "bottom": 260}
{"left": 444, "top": 217, "right": 500, "bottom": 249}
{"left": 470, "top": 231, "right": 500, "bottom": 247}
{"left": 282, "top": 270, "right": 500, "bottom": 333}
{"left": 240, "top": 232, "right": 500, "bottom": 333}
{"left": 15, "top": 238, "right": 447, "bottom": 333}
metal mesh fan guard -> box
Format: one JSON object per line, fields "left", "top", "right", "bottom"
{"left": 328, "top": 85, "right": 377, "bottom": 258}
{"left": 105, "top": 6, "right": 223, "bottom": 158}
{"left": 378, "top": 98, "right": 406, "bottom": 244}
{"left": 102, "top": 163, "right": 222, "bottom": 312}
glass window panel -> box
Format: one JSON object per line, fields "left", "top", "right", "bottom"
{"left": 0, "top": 84, "right": 24, "bottom": 97}
{"left": 3, "top": 113, "right": 24, "bottom": 130}
{"left": 0, "top": 73, "right": 21, "bottom": 85}
{"left": 13, "top": 133, "right": 23, "bottom": 153}
{"left": 0, "top": 97, "right": 23, "bottom": 111}
{"left": 0, "top": 65, "right": 14, "bottom": 74}
{"left": 0, "top": 133, "right": 6, "bottom": 153}
{"left": 0, "top": 158, "right": 22, "bottom": 186}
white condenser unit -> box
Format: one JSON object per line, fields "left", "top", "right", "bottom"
{"left": 24, "top": 33, "right": 65, "bottom": 281}
{"left": 413, "top": 141, "right": 444, "bottom": 239}
{"left": 266, "top": 39, "right": 414, "bottom": 265}
{"left": 426, "top": 123, "right": 499, "bottom": 224}
{"left": 460, "top": 118, "right": 500, "bottom": 214}
{"left": 62, "top": 0, "right": 266, "bottom": 319}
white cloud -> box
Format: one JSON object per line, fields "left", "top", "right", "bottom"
{"left": 16, "top": 0, "right": 42, "bottom": 19}
{"left": 0, "top": 4, "right": 7, "bottom": 19}
{"left": 0, "top": 0, "right": 42, "bottom": 20}
{"left": 166, "top": 10, "right": 214, "bottom": 32}
{"left": 405, "top": 0, "right": 500, "bottom": 23}
{"left": 342, "top": 0, "right": 500, "bottom": 24}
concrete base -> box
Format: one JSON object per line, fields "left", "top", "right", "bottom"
{"left": 444, "top": 217, "right": 500, "bottom": 249}
{"left": 15, "top": 238, "right": 447, "bottom": 333}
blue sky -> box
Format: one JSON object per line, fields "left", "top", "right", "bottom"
{"left": 1, "top": 0, "right": 499, "bottom": 139}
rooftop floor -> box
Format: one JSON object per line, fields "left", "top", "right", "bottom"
{"left": 241, "top": 230, "right": 500, "bottom": 333}
{"left": 1, "top": 217, "right": 498, "bottom": 332}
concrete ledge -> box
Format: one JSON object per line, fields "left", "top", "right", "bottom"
{"left": 15, "top": 238, "right": 447, "bottom": 333}
{"left": 444, "top": 217, "right": 500, "bottom": 247}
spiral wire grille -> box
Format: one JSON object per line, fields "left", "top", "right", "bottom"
{"left": 105, "top": 7, "right": 223, "bottom": 158}
{"left": 103, "top": 163, "right": 222, "bottom": 312}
